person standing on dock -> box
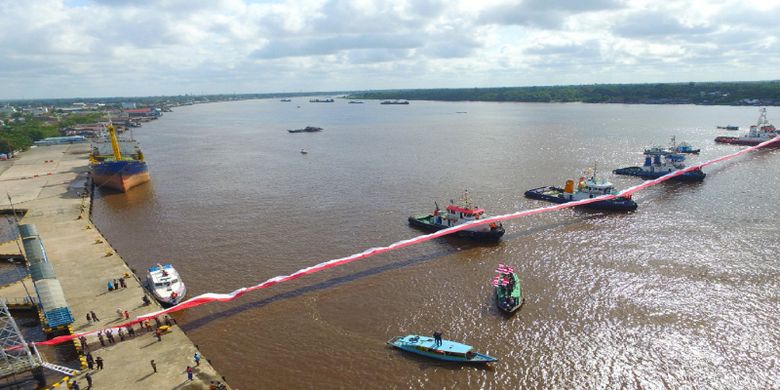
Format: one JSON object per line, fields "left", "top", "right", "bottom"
{"left": 107, "top": 280, "right": 114, "bottom": 291}
{"left": 151, "top": 359, "right": 157, "bottom": 373}
{"left": 124, "top": 310, "right": 129, "bottom": 320}
{"left": 186, "top": 366, "right": 193, "bottom": 381}
{"left": 86, "top": 353, "right": 94, "bottom": 370}
{"left": 90, "top": 311, "right": 99, "bottom": 322}
{"left": 118, "top": 327, "right": 125, "bottom": 341}
{"left": 119, "top": 277, "right": 126, "bottom": 288}
{"left": 194, "top": 351, "right": 201, "bottom": 366}
{"left": 96, "top": 356, "right": 103, "bottom": 370}
{"left": 155, "top": 328, "right": 162, "bottom": 342}
{"left": 85, "top": 373, "right": 92, "bottom": 388}
{"left": 97, "top": 331, "right": 105, "bottom": 347}
{"left": 106, "top": 329, "right": 114, "bottom": 344}
{"left": 116, "top": 308, "right": 123, "bottom": 319}
{"left": 86, "top": 313, "right": 91, "bottom": 323}
{"left": 127, "top": 325, "right": 135, "bottom": 337}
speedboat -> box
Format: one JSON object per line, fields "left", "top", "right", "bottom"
{"left": 493, "top": 264, "right": 523, "bottom": 314}
{"left": 146, "top": 263, "right": 186, "bottom": 306}
{"left": 408, "top": 191, "right": 504, "bottom": 242}
{"left": 387, "top": 335, "right": 497, "bottom": 363}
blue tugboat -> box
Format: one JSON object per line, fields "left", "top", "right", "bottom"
{"left": 387, "top": 335, "right": 497, "bottom": 363}
{"left": 524, "top": 166, "right": 637, "bottom": 211}
{"left": 493, "top": 264, "right": 524, "bottom": 314}
{"left": 613, "top": 152, "right": 705, "bottom": 181}
{"left": 408, "top": 191, "right": 504, "bottom": 242}
{"left": 669, "top": 136, "right": 700, "bottom": 154}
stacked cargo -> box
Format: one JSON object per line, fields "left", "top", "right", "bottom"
{"left": 18, "top": 224, "right": 74, "bottom": 329}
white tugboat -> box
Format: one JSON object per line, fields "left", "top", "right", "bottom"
{"left": 408, "top": 191, "right": 504, "bottom": 242}
{"left": 146, "top": 263, "right": 187, "bottom": 306}
{"left": 525, "top": 165, "right": 637, "bottom": 211}
{"left": 715, "top": 108, "right": 779, "bottom": 146}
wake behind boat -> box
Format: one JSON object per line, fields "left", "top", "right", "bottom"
{"left": 146, "top": 263, "right": 186, "bottom": 306}
{"left": 408, "top": 191, "right": 504, "bottom": 242}
{"left": 387, "top": 335, "right": 497, "bottom": 363}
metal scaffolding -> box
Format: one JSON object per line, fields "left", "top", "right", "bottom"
{"left": 0, "top": 301, "right": 41, "bottom": 379}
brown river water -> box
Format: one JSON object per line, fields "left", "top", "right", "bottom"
{"left": 92, "top": 100, "right": 780, "bottom": 389}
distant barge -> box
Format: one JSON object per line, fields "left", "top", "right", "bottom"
{"left": 288, "top": 126, "right": 323, "bottom": 133}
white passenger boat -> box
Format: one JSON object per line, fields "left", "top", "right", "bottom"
{"left": 146, "top": 263, "right": 187, "bottom": 306}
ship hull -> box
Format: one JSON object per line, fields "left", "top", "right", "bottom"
{"left": 714, "top": 136, "right": 780, "bottom": 146}
{"left": 408, "top": 215, "right": 504, "bottom": 242}
{"left": 524, "top": 187, "right": 637, "bottom": 211}
{"left": 92, "top": 160, "right": 150, "bottom": 192}
{"left": 613, "top": 167, "right": 705, "bottom": 182}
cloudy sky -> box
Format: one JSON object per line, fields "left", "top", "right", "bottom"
{"left": 1, "top": 0, "right": 778, "bottom": 99}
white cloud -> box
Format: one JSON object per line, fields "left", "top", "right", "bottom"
{"left": 0, "top": 0, "right": 777, "bottom": 98}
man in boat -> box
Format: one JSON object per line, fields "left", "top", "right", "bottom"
{"left": 433, "top": 332, "right": 442, "bottom": 347}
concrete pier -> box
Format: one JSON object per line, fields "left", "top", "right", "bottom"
{"left": 1, "top": 145, "right": 226, "bottom": 389}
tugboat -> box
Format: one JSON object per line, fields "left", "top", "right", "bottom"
{"left": 493, "top": 264, "right": 523, "bottom": 314}
{"left": 387, "top": 335, "right": 497, "bottom": 363}
{"left": 288, "top": 126, "right": 323, "bottom": 133}
{"left": 613, "top": 152, "right": 705, "bottom": 181}
{"left": 669, "top": 136, "right": 700, "bottom": 154}
{"left": 408, "top": 191, "right": 504, "bottom": 242}
{"left": 715, "top": 108, "right": 779, "bottom": 146}
{"left": 524, "top": 166, "right": 637, "bottom": 211}
{"left": 146, "top": 263, "right": 187, "bottom": 306}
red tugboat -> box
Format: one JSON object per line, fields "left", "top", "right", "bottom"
{"left": 408, "top": 191, "right": 504, "bottom": 242}
{"left": 715, "top": 108, "right": 779, "bottom": 146}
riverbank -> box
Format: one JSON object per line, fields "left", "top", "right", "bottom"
{"left": 0, "top": 144, "right": 226, "bottom": 389}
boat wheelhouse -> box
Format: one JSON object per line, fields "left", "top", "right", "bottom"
{"left": 145, "top": 263, "right": 187, "bottom": 306}
{"left": 387, "top": 335, "right": 497, "bottom": 363}
{"left": 408, "top": 191, "right": 504, "bottom": 242}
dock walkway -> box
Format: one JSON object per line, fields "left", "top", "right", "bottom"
{"left": 1, "top": 145, "right": 225, "bottom": 389}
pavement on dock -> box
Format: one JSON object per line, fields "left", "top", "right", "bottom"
{"left": 0, "top": 145, "right": 227, "bottom": 389}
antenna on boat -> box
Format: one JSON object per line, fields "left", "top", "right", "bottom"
{"left": 758, "top": 107, "right": 768, "bottom": 126}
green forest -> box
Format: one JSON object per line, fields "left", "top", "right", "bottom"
{"left": 0, "top": 112, "right": 104, "bottom": 154}
{"left": 347, "top": 81, "right": 780, "bottom": 105}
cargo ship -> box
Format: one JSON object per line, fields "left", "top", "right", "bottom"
{"left": 90, "top": 123, "right": 150, "bottom": 192}
{"left": 715, "top": 108, "right": 779, "bottom": 146}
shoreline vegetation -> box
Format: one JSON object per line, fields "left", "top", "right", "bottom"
{"left": 2, "top": 80, "right": 778, "bottom": 154}
{"left": 346, "top": 81, "right": 780, "bottom": 106}
{"left": 0, "top": 112, "right": 105, "bottom": 154}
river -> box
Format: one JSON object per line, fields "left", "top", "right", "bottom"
{"left": 91, "top": 100, "right": 780, "bottom": 389}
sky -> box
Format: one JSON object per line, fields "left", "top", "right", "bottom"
{"left": 0, "top": 0, "right": 779, "bottom": 99}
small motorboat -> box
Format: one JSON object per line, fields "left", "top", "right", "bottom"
{"left": 716, "top": 125, "right": 739, "bottom": 130}
{"left": 408, "top": 191, "right": 504, "bottom": 242}
{"left": 493, "top": 264, "right": 523, "bottom": 314}
{"left": 387, "top": 335, "right": 497, "bottom": 363}
{"left": 146, "top": 263, "right": 186, "bottom": 306}
{"left": 300, "top": 149, "right": 308, "bottom": 154}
